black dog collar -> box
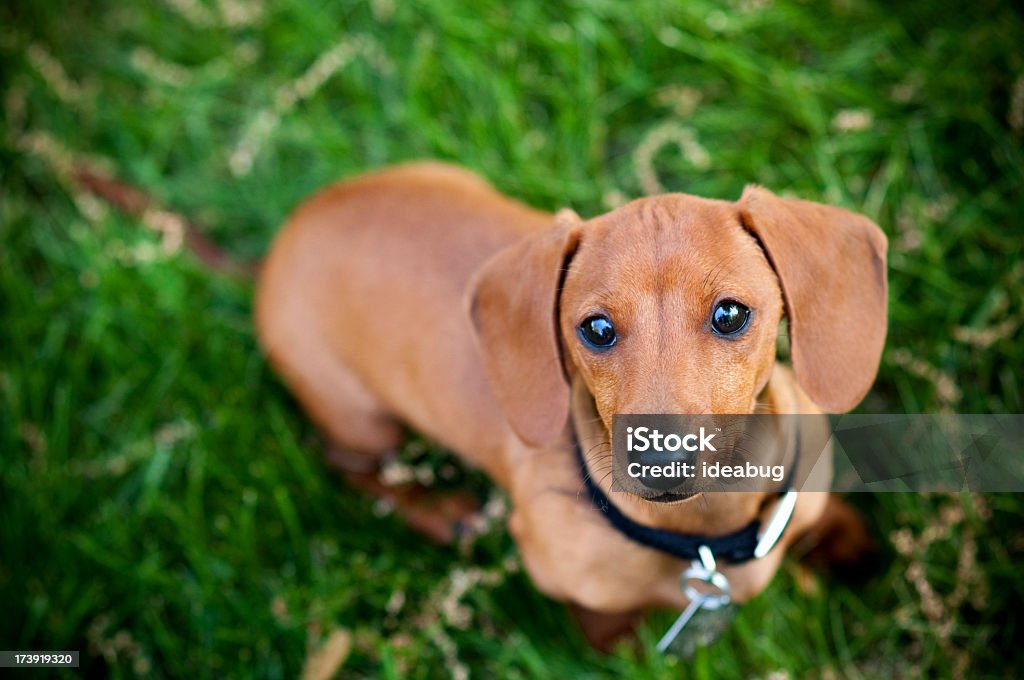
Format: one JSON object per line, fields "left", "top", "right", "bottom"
{"left": 574, "top": 430, "right": 799, "bottom": 565}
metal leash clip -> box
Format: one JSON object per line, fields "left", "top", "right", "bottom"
{"left": 656, "top": 545, "right": 736, "bottom": 657}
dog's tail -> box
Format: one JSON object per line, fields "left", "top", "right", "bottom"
{"left": 72, "top": 164, "right": 256, "bottom": 277}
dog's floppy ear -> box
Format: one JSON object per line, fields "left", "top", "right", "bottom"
{"left": 467, "top": 209, "right": 582, "bottom": 447}
{"left": 738, "top": 186, "right": 888, "bottom": 412}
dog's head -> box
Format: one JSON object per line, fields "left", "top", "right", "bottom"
{"left": 468, "top": 186, "right": 887, "bottom": 452}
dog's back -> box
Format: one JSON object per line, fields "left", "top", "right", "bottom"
{"left": 255, "top": 162, "right": 549, "bottom": 471}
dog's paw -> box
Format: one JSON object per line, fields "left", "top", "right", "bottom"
{"left": 794, "top": 496, "right": 878, "bottom": 578}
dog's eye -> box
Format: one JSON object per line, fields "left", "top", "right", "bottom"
{"left": 711, "top": 300, "right": 751, "bottom": 336}
{"left": 579, "top": 315, "right": 617, "bottom": 349}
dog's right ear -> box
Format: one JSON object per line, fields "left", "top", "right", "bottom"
{"left": 466, "top": 209, "right": 582, "bottom": 448}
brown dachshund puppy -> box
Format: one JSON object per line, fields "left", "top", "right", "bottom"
{"left": 255, "top": 162, "right": 887, "bottom": 648}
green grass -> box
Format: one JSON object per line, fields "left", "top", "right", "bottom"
{"left": 2, "top": 0, "right": 1023, "bottom": 677}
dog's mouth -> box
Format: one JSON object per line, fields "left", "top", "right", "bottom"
{"left": 644, "top": 490, "right": 700, "bottom": 504}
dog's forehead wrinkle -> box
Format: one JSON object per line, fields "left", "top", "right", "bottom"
{"left": 570, "top": 244, "right": 766, "bottom": 331}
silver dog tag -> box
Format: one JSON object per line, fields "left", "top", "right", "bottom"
{"left": 657, "top": 545, "right": 738, "bottom": 657}
{"left": 659, "top": 598, "right": 738, "bottom": 657}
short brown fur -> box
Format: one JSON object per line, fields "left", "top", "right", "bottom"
{"left": 256, "top": 162, "right": 888, "bottom": 647}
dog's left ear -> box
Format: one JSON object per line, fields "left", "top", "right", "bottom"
{"left": 466, "top": 209, "right": 582, "bottom": 447}
{"left": 738, "top": 186, "right": 888, "bottom": 412}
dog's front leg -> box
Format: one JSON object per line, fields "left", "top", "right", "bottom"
{"left": 568, "top": 603, "right": 644, "bottom": 652}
